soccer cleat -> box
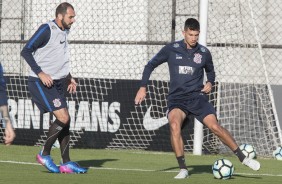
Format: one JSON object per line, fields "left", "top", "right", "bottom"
{"left": 59, "top": 161, "right": 88, "bottom": 174}
{"left": 174, "top": 169, "right": 189, "bottom": 179}
{"left": 36, "top": 152, "right": 60, "bottom": 173}
{"left": 242, "top": 157, "right": 261, "bottom": 171}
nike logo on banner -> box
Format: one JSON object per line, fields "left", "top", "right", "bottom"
{"left": 143, "top": 105, "right": 168, "bottom": 131}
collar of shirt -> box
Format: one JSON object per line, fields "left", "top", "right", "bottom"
{"left": 180, "top": 40, "right": 200, "bottom": 54}
{"left": 52, "top": 19, "right": 70, "bottom": 32}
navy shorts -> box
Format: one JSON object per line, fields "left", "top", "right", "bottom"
{"left": 167, "top": 93, "right": 216, "bottom": 123}
{"left": 0, "top": 64, "right": 8, "bottom": 106}
{"left": 28, "top": 76, "right": 68, "bottom": 113}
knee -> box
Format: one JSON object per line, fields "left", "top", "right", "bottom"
{"left": 58, "top": 115, "right": 70, "bottom": 125}
{"left": 169, "top": 120, "right": 181, "bottom": 135}
{"left": 210, "top": 124, "right": 224, "bottom": 136}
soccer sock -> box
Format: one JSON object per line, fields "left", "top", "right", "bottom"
{"left": 42, "top": 119, "right": 66, "bottom": 156}
{"left": 233, "top": 147, "right": 246, "bottom": 162}
{"left": 58, "top": 124, "right": 71, "bottom": 163}
{"left": 176, "top": 155, "right": 187, "bottom": 169}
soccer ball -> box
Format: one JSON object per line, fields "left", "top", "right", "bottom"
{"left": 239, "top": 143, "right": 256, "bottom": 159}
{"left": 212, "top": 158, "right": 234, "bottom": 179}
{"left": 273, "top": 147, "right": 282, "bottom": 160}
{"left": 52, "top": 140, "right": 60, "bottom": 148}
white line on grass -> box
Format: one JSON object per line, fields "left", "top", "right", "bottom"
{"left": 1, "top": 160, "right": 282, "bottom": 177}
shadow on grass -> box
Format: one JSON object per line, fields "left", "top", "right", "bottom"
{"left": 76, "top": 159, "right": 118, "bottom": 168}
{"left": 161, "top": 165, "right": 262, "bottom": 179}
{"left": 232, "top": 174, "right": 262, "bottom": 179}
{"left": 161, "top": 164, "right": 211, "bottom": 174}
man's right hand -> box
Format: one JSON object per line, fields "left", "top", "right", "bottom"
{"left": 38, "top": 72, "right": 53, "bottom": 87}
{"left": 134, "top": 87, "right": 147, "bottom": 105}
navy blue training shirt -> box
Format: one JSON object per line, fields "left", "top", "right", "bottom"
{"left": 140, "top": 39, "right": 215, "bottom": 101}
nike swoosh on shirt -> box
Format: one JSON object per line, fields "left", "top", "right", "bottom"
{"left": 60, "top": 41, "right": 65, "bottom": 44}
{"left": 143, "top": 105, "right": 168, "bottom": 131}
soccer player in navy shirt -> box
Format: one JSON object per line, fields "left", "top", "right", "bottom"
{"left": 0, "top": 63, "right": 16, "bottom": 145}
{"left": 21, "top": 2, "right": 87, "bottom": 174}
{"left": 135, "top": 18, "right": 260, "bottom": 179}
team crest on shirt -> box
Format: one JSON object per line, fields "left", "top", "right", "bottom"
{"left": 193, "top": 53, "right": 202, "bottom": 64}
{"left": 53, "top": 98, "right": 61, "bottom": 107}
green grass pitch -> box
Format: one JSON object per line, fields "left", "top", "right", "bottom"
{"left": 0, "top": 145, "right": 281, "bottom": 184}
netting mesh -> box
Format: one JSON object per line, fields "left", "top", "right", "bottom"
{"left": 0, "top": 0, "right": 282, "bottom": 157}
{"left": 204, "top": 0, "right": 282, "bottom": 156}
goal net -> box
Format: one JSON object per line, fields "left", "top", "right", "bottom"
{"left": 203, "top": 0, "right": 282, "bottom": 156}
{"left": 0, "top": 0, "right": 282, "bottom": 157}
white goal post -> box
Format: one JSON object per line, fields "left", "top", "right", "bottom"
{"left": 193, "top": 0, "right": 209, "bottom": 156}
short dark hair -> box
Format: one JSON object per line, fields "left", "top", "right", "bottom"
{"left": 55, "top": 2, "right": 74, "bottom": 17}
{"left": 184, "top": 18, "right": 200, "bottom": 31}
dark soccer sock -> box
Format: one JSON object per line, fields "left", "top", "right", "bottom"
{"left": 42, "top": 119, "right": 66, "bottom": 156}
{"left": 233, "top": 147, "right": 246, "bottom": 162}
{"left": 176, "top": 155, "right": 187, "bottom": 169}
{"left": 58, "top": 124, "right": 71, "bottom": 163}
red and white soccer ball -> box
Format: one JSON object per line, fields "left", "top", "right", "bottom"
{"left": 239, "top": 143, "right": 256, "bottom": 159}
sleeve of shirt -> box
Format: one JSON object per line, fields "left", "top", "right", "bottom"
{"left": 204, "top": 50, "right": 216, "bottom": 86}
{"left": 20, "top": 24, "right": 51, "bottom": 75}
{"left": 140, "top": 45, "right": 169, "bottom": 87}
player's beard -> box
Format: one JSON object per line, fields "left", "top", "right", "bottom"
{"left": 62, "top": 18, "right": 72, "bottom": 29}
{"left": 185, "top": 39, "right": 197, "bottom": 49}
{"left": 189, "top": 42, "right": 197, "bottom": 48}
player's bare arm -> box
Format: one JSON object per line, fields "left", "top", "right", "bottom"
{"left": 201, "top": 82, "right": 212, "bottom": 93}
{"left": 38, "top": 71, "right": 53, "bottom": 87}
{"left": 134, "top": 87, "right": 146, "bottom": 105}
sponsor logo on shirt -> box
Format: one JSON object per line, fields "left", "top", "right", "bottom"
{"left": 176, "top": 54, "right": 182, "bottom": 59}
{"left": 193, "top": 53, "right": 202, "bottom": 64}
{"left": 179, "top": 66, "right": 194, "bottom": 75}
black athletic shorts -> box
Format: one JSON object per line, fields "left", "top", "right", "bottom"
{"left": 28, "top": 76, "right": 67, "bottom": 113}
{"left": 167, "top": 92, "right": 216, "bottom": 123}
